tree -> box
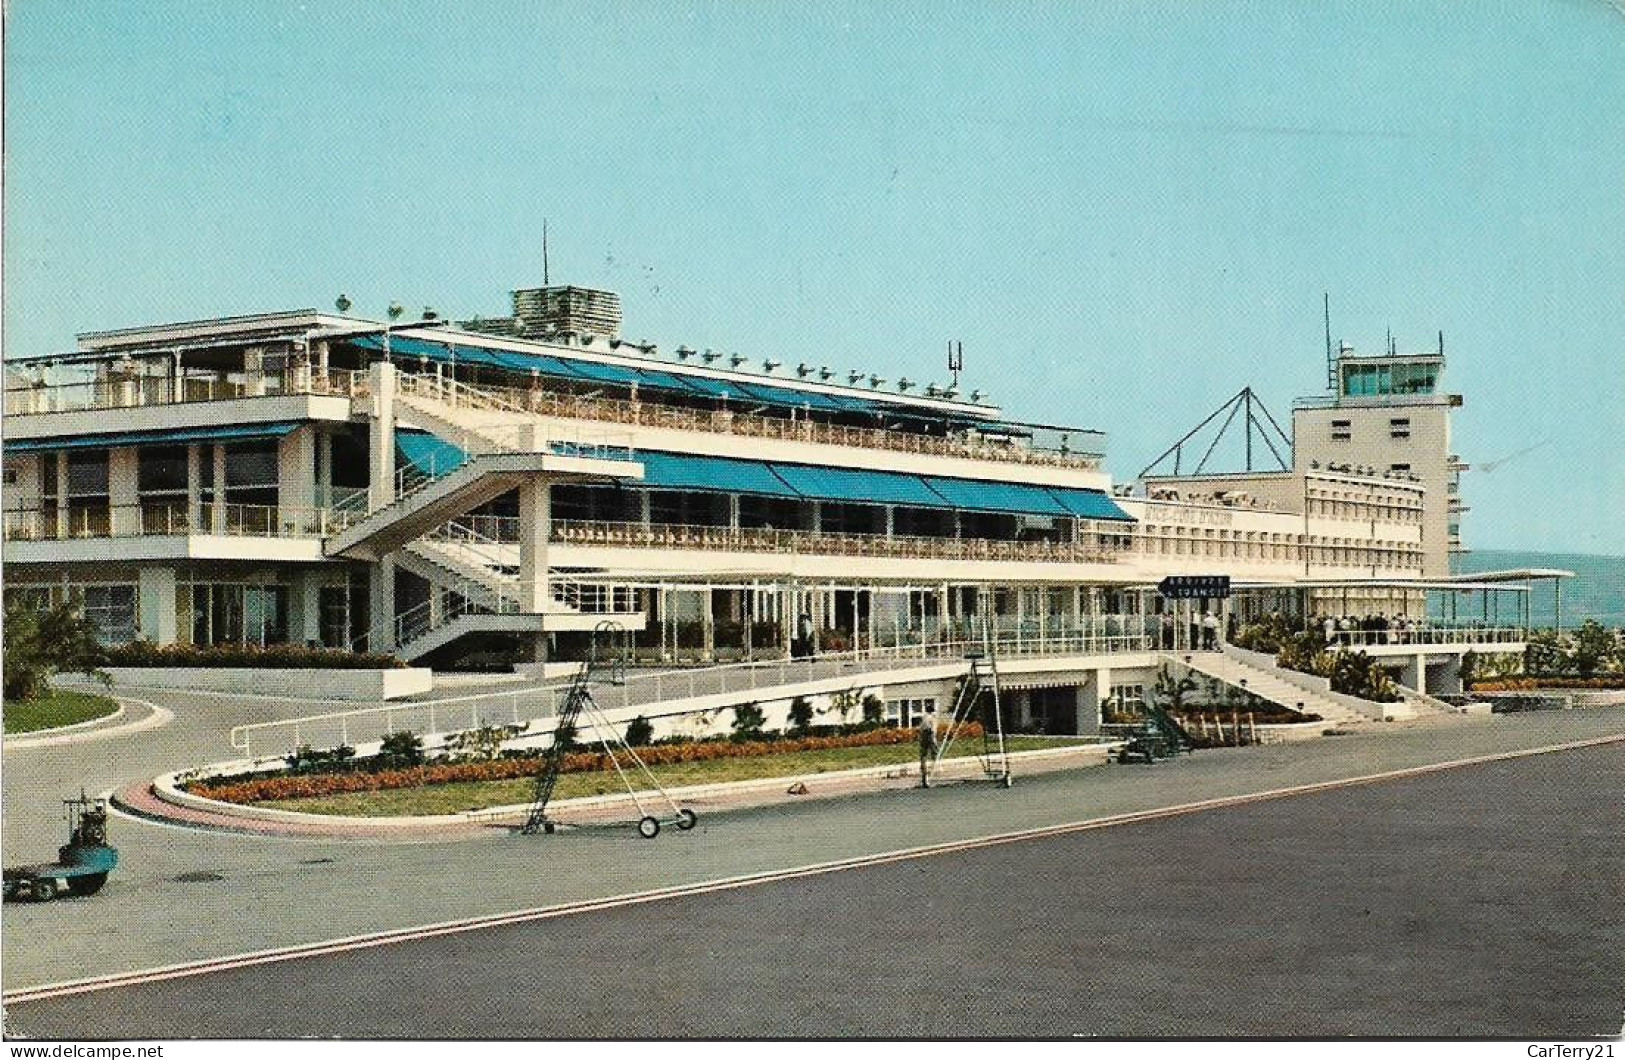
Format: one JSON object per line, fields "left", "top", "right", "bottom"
{"left": 787, "top": 696, "right": 814, "bottom": 735}
{"left": 3, "top": 596, "right": 109, "bottom": 702}
{"left": 730, "top": 702, "right": 766, "bottom": 742}
{"left": 625, "top": 715, "right": 654, "bottom": 747}
{"left": 861, "top": 693, "right": 885, "bottom": 727}
{"left": 1571, "top": 620, "right": 1614, "bottom": 678}
{"left": 1523, "top": 630, "right": 1567, "bottom": 677}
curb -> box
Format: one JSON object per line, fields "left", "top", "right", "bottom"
{"left": 3, "top": 698, "right": 171, "bottom": 750}
{"left": 140, "top": 741, "right": 1121, "bottom": 836}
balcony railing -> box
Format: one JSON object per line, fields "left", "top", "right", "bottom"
{"left": 1326, "top": 626, "right": 1526, "bottom": 649}
{"left": 393, "top": 370, "right": 1104, "bottom": 471}
{"left": 2, "top": 502, "right": 352, "bottom": 542}
{"left": 3, "top": 367, "right": 369, "bottom": 416}
{"left": 550, "top": 518, "right": 1124, "bottom": 565}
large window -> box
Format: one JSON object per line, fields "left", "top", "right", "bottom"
{"left": 223, "top": 440, "right": 279, "bottom": 509}
{"left": 64, "top": 452, "right": 110, "bottom": 535}
{"left": 78, "top": 585, "right": 138, "bottom": 645}
{"left": 182, "top": 582, "right": 289, "bottom": 646}
{"left": 139, "top": 445, "right": 190, "bottom": 532}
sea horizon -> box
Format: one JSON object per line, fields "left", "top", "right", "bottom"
{"left": 1453, "top": 547, "right": 1625, "bottom": 629}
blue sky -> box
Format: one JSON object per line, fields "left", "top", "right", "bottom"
{"left": 6, "top": 1, "right": 1623, "bottom": 554}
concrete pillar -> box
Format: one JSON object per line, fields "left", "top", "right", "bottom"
{"left": 639, "top": 492, "right": 652, "bottom": 530}
{"left": 368, "top": 557, "right": 396, "bottom": 653}
{"left": 1412, "top": 653, "right": 1427, "bottom": 693}
{"left": 287, "top": 570, "right": 323, "bottom": 646}
{"left": 187, "top": 445, "right": 202, "bottom": 531}
{"left": 279, "top": 426, "right": 318, "bottom": 515}
{"left": 109, "top": 449, "right": 139, "bottom": 533}
{"left": 517, "top": 477, "right": 551, "bottom": 612}
{"left": 806, "top": 502, "right": 821, "bottom": 534}
{"left": 728, "top": 495, "right": 741, "bottom": 532}
{"left": 369, "top": 361, "right": 398, "bottom": 507}
{"left": 212, "top": 445, "right": 228, "bottom": 533}
{"left": 1076, "top": 669, "right": 1109, "bottom": 735}
{"left": 884, "top": 506, "right": 895, "bottom": 539}
{"left": 137, "top": 567, "right": 178, "bottom": 645}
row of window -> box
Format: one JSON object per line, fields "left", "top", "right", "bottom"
{"left": 1328, "top": 416, "right": 1414, "bottom": 442}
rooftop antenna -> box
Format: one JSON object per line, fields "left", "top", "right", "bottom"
{"left": 543, "top": 219, "right": 550, "bottom": 286}
{"left": 947, "top": 340, "right": 964, "bottom": 389}
{"left": 1387, "top": 327, "right": 1396, "bottom": 356}
{"left": 1324, "top": 293, "right": 1335, "bottom": 391}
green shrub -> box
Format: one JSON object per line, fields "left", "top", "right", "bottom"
{"left": 861, "top": 693, "right": 885, "bottom": 726}
{"left": 378, "top": 730, "right": 424, "bottom": 768}
{"left": 104, "top": 641, "right": 406, "bottom": 670}
{"left": 3, "top": 597, "right": 109, "bottom": 701}
{"left": 625, "top": 715, "right": 654, "bottom": 747}
{"left": 786, "top": 696, "right": 814, "bottom": 736}
{"left": 730, "top": 702, "right": 767, "bottom": 742}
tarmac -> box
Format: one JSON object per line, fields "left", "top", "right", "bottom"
{"left": 7, "top": 738, "right": 1622, "bottom": 1038}
{"left": 2, "top": 690, "right": 1623, "bottom": 1015}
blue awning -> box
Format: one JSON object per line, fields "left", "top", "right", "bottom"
{"left": 1047, "top": 488, "right": 1134, "bottom": 522}
{"left": 396, "top": 430, "right": 468, "bottom": 477}
{"left": 769, "top": 463, "right": 947, "bottom": 508}
{"left": 920, "top": 476, "right": 1072, "bottom": 517}
{"left": 344, "top": 331, "right": 976, "bottom": 421}
{"left": 5, "top": 421, "right": 302, "bottom": 453}
{"left": 636, "top": 451, "right": 802, "bottom": 499}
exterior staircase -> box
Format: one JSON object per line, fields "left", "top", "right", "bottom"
{"left": 1393, "top": 683, "right": 1465, "bottom": 717}
{"left": 1163, "top": 650, "right": 1373, "bottom": 726}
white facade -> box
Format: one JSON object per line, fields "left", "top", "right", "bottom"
{"left": 4, "top": 298, "right": 1507, "bottom": 705}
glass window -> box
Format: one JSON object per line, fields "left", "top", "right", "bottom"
{"left": 78, "top": 585, "right": 137, "bottom": 644}
{"left": 225, "top": 441, "right": 279, "bottom": 488}
{"left": 139, "top": 446, "right": 189, "bottom": 493}
{"left": 66, "top": 451, "right": 109, "bottom": 498}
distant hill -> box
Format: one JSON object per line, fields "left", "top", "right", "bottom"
{"left": 1453, "top": 549, "right": 1624, "bottom": 628}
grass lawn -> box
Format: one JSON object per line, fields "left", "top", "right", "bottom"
{"left": 261, "top": 734, "right": 1100, "bottom": 817}
{"left": 3, "top": 688, "right": 119, "bottom": 735}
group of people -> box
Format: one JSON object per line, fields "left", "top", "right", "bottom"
{"left": 1156, "top": 610, "right": 1235, "bottom": 651}
{"left": 1315, "top": 613, "right": 1445, "bottom": 646}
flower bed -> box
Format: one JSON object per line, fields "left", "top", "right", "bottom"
{"left": 189, "top": 723, "right": 985, "bottom": 805}
{"left": 106, "top": 641, "right": 406, "bottom": 670}
{"left": 1470, "top": 676, "right": 1625, "bottom": 692}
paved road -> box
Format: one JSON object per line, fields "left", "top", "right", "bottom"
{"left": 7, "top": 742, "right": 1621, "bottom": 1039}
{"left": 4, "top": 696, "right": 1625, "bottom": 994}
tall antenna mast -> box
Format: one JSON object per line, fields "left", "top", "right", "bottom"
{"left": 1323, "top": 293, "right": 1335, "bottom": 391}
{"left": 947, "top": 340, "right": 964, "bottom": 388}
{"left": 543, "top": 219, "right": 550, "bottom": 286}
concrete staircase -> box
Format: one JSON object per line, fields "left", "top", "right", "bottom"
{"left": 1164, "top": 651, "right": 1372, "bottom": 726}
{"left": 1393, "top": 683, "right": 1465, "bottom": 717}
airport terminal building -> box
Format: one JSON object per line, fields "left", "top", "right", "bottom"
{"left": 2, "top": 283, "right": 1541, "bottom": 730}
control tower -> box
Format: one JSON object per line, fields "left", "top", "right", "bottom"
{"left": 1293, "top": 334, "right": 1467, "bottom": 578}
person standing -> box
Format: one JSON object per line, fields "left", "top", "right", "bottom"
{"left": 1201, "top": 610, "right": 1219, "bottom": 650}
{"left": 917, "top": 710, "right": 938, "bottom": 788}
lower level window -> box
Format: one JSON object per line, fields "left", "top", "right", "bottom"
{"left": 79, "top": 585, "right": 138, "bottom": 645}
{"left": 885, "top": 697, "right": 937, "bottom": 728}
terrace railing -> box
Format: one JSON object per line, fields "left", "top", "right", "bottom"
{"left": 393, "top": 369, "right": 1104, "bottom": 471}
{"left": 549, "top": 518, "right": 1125, "bottom": 565}
{"left": 229, "top": 627, "right": 1154, "bottom": 760}
{"left": 1326, "top": 626, "right": 1527, "bottom": 649}
{"left": 2, "top": 502, "right": 352, "bottom": 542}
{"left": 4, "top": 367, "right": 370, "bottom": 417}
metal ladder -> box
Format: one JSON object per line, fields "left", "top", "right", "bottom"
{"left": 933, "top": 619, "right": 1013, "bottom": 787}
{"left": 521, "top": 624, "right": 627, "bottom": 835}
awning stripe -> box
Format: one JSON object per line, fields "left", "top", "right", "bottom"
{"left": 4, "top": 421, "right": 302, "bottom": 453}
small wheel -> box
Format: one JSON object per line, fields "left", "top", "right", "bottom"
{"left": 31, "top": 878, "right": 58, "bottom": 902}
{"left": 68, "top": 873, "right": 108, "bottom": 897}
{"left": 675, "top": 808, "right": 698, "bottom": 831}
{"left": 637, "top": 816, "right": 660, "bottom": 839}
